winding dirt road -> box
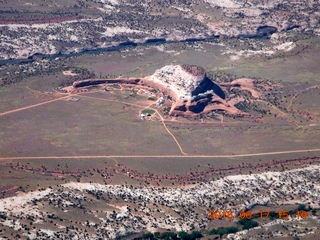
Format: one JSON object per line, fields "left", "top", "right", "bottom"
{"left": 0, "top": 89, "right": 319, "bottom": 160}
{"left": 77, "top": 94, "right": 187, "bottom": 155}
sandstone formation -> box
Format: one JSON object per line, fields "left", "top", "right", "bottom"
{"left": 1, "top": 0, "right": 318, "bottom": 60}
{"left": 66, "top": 64, "right": 265, "bottom": 117}
{"left": 149, "top": 65, "right": 207, "bottom": 101}
{"left": 146, "top": 64, "right": 233, "bottom": 116}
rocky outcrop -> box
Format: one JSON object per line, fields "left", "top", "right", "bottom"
{"left": 67, "top": 64, "right": 265, "bottom": 117}
{"left": 0, "top": 0, "right": 318, "bottom": 60}
{"left": 146, "top": 64, "right": 236, "bottom": 116}
{"left": 148, "top": 65, "right": 207, "bottom": 101}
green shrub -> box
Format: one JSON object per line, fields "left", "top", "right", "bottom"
{"left": 142, "top": 232, "right": 154, "bottom": 239}
{"left": 159, "top": 232, "right": 178, "bottom": 240}
{"left": 190, "top": 231, "right": 203, "bottom": 239}
{"left": 178, "top": 231, "right": 190, "bottom": 240}
{"left": 269, "top": 211, "right": 278, "bottom": 220}
{"left": 177, "top": 231, "right": 202, "bottom": 240}
{"left": 154, "top": 232, "right": 161, "bottom": 238}
{"left": 297, "top": 204, "right": 307, "bottom": 211}
{"left": 208, "top": 226, "right": 239, "bottom": 235}
{"left": 238, "top": 219, "right": 259, "bottom": 230}
{"left": 141, "top": 109, "right": 155, "bottom": 115}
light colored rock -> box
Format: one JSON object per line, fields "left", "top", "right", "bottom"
{"left": 149, "top": 65, "right": 206, "bottom": 101}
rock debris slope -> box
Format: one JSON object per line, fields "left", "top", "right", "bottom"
{"left": 146, "top": 64, "right": 238, "bottom": 116}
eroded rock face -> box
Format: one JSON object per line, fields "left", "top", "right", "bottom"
{"left": 67, "top": 64, "right": 266, "bottom": 117}
{"left": 149, "top": 65, "right": 207, "bottom": 101}
{"left": 0, "top": 0, "right": 318, "bottom": 60}
{"left": 147, "top": 64, "right": 232, "bottom": 116}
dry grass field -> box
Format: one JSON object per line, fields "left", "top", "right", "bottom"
{"left": 0, "top": 35, "right": 319, "bottom": 199}
{"left": 1, "top": 38, "right": 320, "bottom": 166}
{"left": 167, "top": 123, "right": 320, "bottom": 155}
{"left": 0, "top": 2, "right": 319, "bottom": 239}
{"left": 0, "top": 95, "right": 181, "bottom": 157}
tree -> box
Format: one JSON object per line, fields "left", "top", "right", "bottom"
{"left": 154, "top": 232, "right": 161, "bottom": 238}
{"left": 190, "top": 231, "right": 203, "bottom": 239}
{"left": 238, "top": 218, "right": 259, "bottom": 230}
{"left": 142, "top": 232, "right": 155, "bottom": 239}
{"left": 160, "top": 232, "right": 178, "bottom": 240}
{"left": 297, "top": 204, "right": 307, "bottom": 211}
{"left": 208, "top": 226, "right": 239, "bottom": 236}
{"left": 178, "top": 231, "right": 191, "bottom": 240}
{"left": 177, "top": 231, "right": 202, "bottom": 240}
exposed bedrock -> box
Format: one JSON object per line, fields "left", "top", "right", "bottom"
{"left": 147, "top": 64, "right": 231, "bottom": 115}
{"left": 69, "top": 64, "right": 263, "bottom": 117}
{"left": 148, "top": 65, "right": 225, "bottom": 101}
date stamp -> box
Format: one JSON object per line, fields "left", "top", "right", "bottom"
{"left": 209, "top": 209, "right": 309, "bottom": 221}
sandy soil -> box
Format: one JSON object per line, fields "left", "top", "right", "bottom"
{"left": 62, "top": 70, "right": 78, "bottom": 76}
{"left": 222, "top": 78, "right": 261, "bottom": 98}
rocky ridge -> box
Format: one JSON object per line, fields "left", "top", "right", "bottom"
{"left": 0, "top": 0, "right": 319, "bottom": 60}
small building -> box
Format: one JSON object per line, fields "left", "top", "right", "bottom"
{"left": 140, "top": 113, "right": 146, "bottom": 120}
{"left": 156, "top": 96, "right": 165, "bottom": 107}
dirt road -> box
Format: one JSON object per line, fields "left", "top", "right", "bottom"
{"left": 0, "top": 148, "right": 320, "bottom": 160}
{"left": 1, "top": 89, "right": 319, "bottom": 160}
{"left": 0, "top": 96, "right": 70, "bottom": 117}
{"left": 78, "top": 94, "right": 187, "bottom": 155}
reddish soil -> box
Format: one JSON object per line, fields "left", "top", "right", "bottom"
{"left": 0, "top": 185, "right": 19, "bottom": 196}
{"left": 221, "top": 78, "right": 261, "bottom": 98}
{"left": 66, "top": 77, "right": 250, "bottom": 117}
{"left": 6, "top": 156, "right": 319, "bottom": 188}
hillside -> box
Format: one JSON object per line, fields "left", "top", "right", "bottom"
{"left": 0, "top": 0, "right": 319, "bottom": 59}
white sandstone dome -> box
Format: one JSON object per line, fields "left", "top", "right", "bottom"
{"left": 149, "top": 65, "right": 206, "bottom": 100}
